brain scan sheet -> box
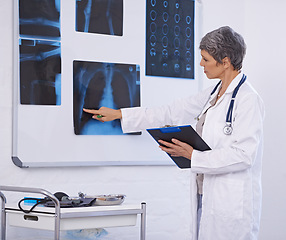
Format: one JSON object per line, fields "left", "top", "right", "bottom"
{"left": 146, "top": 0, "right": 195, "bottom": 79}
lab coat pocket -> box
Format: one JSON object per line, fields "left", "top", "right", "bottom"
{"left": 210, "top": 178, "right": 244, "bottom": 219}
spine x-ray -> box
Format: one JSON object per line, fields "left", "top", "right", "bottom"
{"left": 73, "top": 61, "right": 140, "bottom": 135}
{"left": 19, "top": 0, "right": 61, "bottom": 105}
{"left": 146, "top": 0, "right": 195, "bottom": 79}
{"left": 19, "top": 39, "right": 61, "bottom": 105}
{"left": 19, "top": 0, "right": 61, "bottom": 39}
{"left": 76, "top": 0, "right": 123, "bottom": 36}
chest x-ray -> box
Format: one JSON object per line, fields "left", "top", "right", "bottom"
{"left": 76, "top": 0, "right": 123, "bottom": 36}
{"left": 73, "top": 61, "right": 140, "bottom": 135}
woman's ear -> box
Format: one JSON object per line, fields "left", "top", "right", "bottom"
{"left": 222, "top": 57, "right": 231, "bottom": 68}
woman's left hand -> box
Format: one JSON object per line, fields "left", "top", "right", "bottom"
{"left": 158, "top": 138, "right": 194, "bottom": 160}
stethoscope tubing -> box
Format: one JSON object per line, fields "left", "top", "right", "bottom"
{"left": 225, "top": 74, "right": 247, "bottom": 125}
{"left": 197, "top": 74, "right": 247, "bottom": 135}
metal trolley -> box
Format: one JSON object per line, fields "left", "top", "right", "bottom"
{"left": 0, "top": 186, "right": 146, "bottom": 240}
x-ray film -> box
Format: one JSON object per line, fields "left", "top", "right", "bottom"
{"left": 19, "top": 0, "right": 61, "bottom": 40}
{"left": 18, "top": 0, "right": 61, "bottom": 105}
{"left": 76, "top": 0, "right": 123, "bottom": 36}
{"left": 73, "top": 61, "right": 140, "bottom": 135}
{"left": 19, "top": 39, "right": 61, "bottom": 105}
{"left": 146, "top": 0, "right": 195, "bottom": 79}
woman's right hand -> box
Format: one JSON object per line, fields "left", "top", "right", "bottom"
{"left": 83, "top": 107, "right": 122, "bottom": 122}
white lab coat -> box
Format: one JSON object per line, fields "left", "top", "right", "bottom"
{"left": 120, "top": 73, "right": 265, "bottom": 240}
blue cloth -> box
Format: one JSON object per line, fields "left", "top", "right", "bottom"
{"left": 197, "top": 194, "right": 203, "bottom": 235}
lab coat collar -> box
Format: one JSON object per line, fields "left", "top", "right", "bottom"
{"left": 224, "top": 72, "right": 244, "bottom": 95}
{"left": 208, "top": 72, "right": 244, "bottom": 103}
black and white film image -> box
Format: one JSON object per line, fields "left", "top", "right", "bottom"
{"left": 19, "top": 39, "right": 61, "bottom": 105}
{"left": 19, "top": 0, "right": 61, "bottom": 39}
{"left": 73, "top": 61, "right": 140, "bottom": 135}
{"left": 146, "top": 0, "right": 195, "bottom": 79}
{"left": 76, "top": 0, "right": 123, "bottom": 36}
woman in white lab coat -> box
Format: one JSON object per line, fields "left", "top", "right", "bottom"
{"left": 84, "top": 26, "right": 265, "bottom": 240}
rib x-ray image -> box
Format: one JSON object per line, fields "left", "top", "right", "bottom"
{"left": 19, "top": 39, "right": 61, "bottom": 105}
{"left": 19, "top": 0, "right": 61, "bottom": 39}
{"left": 146, "top": 0, "right": 194, "bottom": 79}
{"left": 76, "top": 0, "right": 123, "bottom": 36}
{"left": 73, "top": 61, "right": 140, "bottom": 135}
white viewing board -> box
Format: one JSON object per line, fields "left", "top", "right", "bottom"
{"left": 12, "top": 0, "right": 203, "bottom": 168}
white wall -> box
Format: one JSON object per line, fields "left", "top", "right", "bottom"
{"left": 244, "top": 1, "right": 286, "bottom": 239}
{"left": 1, "top": 0, "right": 286, "bottom": 239}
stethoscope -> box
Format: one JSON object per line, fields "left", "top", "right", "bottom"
{"left": 198, "top": 74, "right": 247, "bottom": 135}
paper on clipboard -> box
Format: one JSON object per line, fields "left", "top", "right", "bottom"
{"left": 147, "top": 125, "right": 211, "bottom": 169}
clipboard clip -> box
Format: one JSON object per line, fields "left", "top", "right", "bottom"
{"left": 159, "top": 126, "right": 181, "bottom": 133}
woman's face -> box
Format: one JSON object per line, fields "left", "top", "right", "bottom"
{"left": 200, "top": 50, "right": 225, "bottom": 79}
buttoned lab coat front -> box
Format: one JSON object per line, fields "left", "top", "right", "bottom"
{"left": 120, "top": 73, "right": 265, "bottom": 240}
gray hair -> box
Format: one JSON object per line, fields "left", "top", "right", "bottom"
{"left": 199, "top": 26, "right": 246, "bottom": 71}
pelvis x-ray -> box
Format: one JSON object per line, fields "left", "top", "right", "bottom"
{"left": 146, "top": 0, "right": 195, "bottom": 79}
{"left": 19, "top": 0, "right": 61, "bottom": 39}
{"left": 20, "top": 39, "right": 61, "bottom": 105}
{"left": 76, "top": 0, "right": 123, "bottom": 36}
{"left": 73, "top": 61, "right": 140, "bottom": 135}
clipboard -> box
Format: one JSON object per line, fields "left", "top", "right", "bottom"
{"left": 147, "top": 125, "right": 211, "bottom": 169}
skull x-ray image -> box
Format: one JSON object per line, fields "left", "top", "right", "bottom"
{"left": 19, "top": 39, "right": 61, "bottom": 105}
{"left": 19, "top": 0, "right": 61, "bottom": 39}
{"left": 76, "top": 0, "right": 123, "bottom": 36}
{"left": 73, "top": 61, "right": 140, "bottom": 135}
{"left": 146, "top": 0, "right": 194, "bottom": 79}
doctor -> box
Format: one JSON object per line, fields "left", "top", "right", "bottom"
{"left": 84, "top": 26, "right": 265, "bottom": 240}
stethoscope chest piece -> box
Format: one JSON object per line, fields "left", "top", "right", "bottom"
{"left": 223, "top": 124, "right": 233, "bottom": 135}
{"left": 222, "top": 74, "right": 247, "bottom": 135}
